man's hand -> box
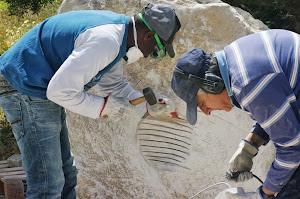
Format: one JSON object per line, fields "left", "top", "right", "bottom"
{"left": 100, "top": 93, "right": 133, "bottom": 118}
{"left": 227, "top": 139, "right": 258, "bottom": 182}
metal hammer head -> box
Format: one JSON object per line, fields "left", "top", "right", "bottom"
{"left": 143, "top": 87, "right": 157, "bottom": 105}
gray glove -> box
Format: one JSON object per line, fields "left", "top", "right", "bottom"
{"left": 100, "top": 93, "right": 133, "bottom": 118}
{"left": 228, "top": 140, "right": 258, "bottom": 182}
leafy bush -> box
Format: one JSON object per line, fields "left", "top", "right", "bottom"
{"left": 0, "top": 0, "right": 63, "bottom": 160}
{"left": 0, "top": 1, "right": 8, "bottom": 11}
{"left": 0, "top": 0, "right": 63, "bottom": 54}
{"left": 3, "top": 0, "right": 55, "bottom": 17}
{"left": 223, "top": 0, "right": 300, "bottom": 33}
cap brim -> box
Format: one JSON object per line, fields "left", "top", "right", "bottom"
{"left": 186, "top": 95, "right": 198, "bottom": 125}
{"left": 164, "top": 42, "right": 175, "bottom": 58}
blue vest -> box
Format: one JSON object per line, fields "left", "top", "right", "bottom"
{"left": 0, "top": 10, "right": 129, "bottom": 97}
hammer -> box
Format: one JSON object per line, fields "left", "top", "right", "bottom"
{"left": 103, "top": 87, "right": 178, "bottom": 118}
{"left": 130, "top": 87, "right": 179, "bottom": 118}
{"left": 129, "top": 87, "right": 157, "bottom": 106}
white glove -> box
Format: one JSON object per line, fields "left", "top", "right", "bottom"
{"left": 100, "top": 93, "right": 133, "bottom": 119}
{"left": 228, "top": 140, "right": 258, "bottom": 182}
{"left": 134, "top": 94, "right": 176, "bottom": 118}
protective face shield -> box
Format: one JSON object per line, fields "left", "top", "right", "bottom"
{"left": 126, "top": 17, "right": 144, "bottom": 64}
{"left": 138, "top": 13, "right": 166, "bottom": 59}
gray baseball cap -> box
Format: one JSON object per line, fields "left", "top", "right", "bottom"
{"left": 141, "top": 3, "right": 181, "bottom": 58}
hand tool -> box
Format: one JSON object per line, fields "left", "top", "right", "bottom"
{"left": 130, "top": 87, "right": 179, "bottom": 118}
{"left": 128, "top": 87, "right": 179, "bottom": 118}
{"left": 129, "top": 87, "right": 157, "bottom": 105}
{"left": 226, "top": 171, "right": 263, "bottom": 184}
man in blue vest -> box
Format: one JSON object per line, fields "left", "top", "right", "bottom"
{"left": 0, "top": 3, "right": 181, "bottom": 198}
{"left": 171, "top": 29, "right": 299, "bottom": 199}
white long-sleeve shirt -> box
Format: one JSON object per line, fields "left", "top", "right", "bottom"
{"left": 47, "top": 23, "right": 142, "bottom": 118}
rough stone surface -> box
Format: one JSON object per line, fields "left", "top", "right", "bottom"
{"left": 58, "top": 1, "right": 272, "bottom": 198}
{"left": 7, "top": 154, "right": 22, "bottom": 168}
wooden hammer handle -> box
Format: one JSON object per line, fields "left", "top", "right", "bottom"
{"left": 129, "top": 96, "right": 146, "bottom": 105}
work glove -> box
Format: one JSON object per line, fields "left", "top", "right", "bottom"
{"left": 147, "top": 94, "right": 175, "bottom": 117}
{"left": 134, "top": 94, "right": 176, "bottom": 118}
{"left": 215, "top": 186, "right": 275, "bottom": 199}
{"left": 100, "top": 93, "right": 133, "bottom": 119}
{"left": 227, "top": 139, "right": 258, "bottom": 182}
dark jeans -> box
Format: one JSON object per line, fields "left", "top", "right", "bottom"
{"left": 276, "top": 166, "right": 300, "bottom": 199}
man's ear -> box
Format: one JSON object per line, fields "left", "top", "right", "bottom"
{"left": 144, "top": 31, "right": 155, "bottom": 41}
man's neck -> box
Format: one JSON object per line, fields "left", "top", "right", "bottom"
{"left": 126, "top": 17, "right": 135, "bottom": 51}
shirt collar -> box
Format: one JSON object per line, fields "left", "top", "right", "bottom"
{"left": 215, "top": 50, "right": 232, "bottom": 97}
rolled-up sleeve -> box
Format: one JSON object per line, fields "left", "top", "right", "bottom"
{"left": 251, "top": 123, "right": 270, "bottom": 145}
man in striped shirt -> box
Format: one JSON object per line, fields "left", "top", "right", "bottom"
{"left": 171, "top": 29, "right": 299, "bottom": 198}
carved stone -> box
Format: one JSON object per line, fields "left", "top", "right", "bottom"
{"left": 58, "top": 1, "right": 273, "bottom": 198}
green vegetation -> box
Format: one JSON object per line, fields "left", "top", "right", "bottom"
{"left": 0, "top": 0, "right": 63, "bottom": 54}
{"left": 3, "top": 0, "right": 55, "bottom": 17}
{"left": 223, "top": 0, "right": 300, "bottom": 34}
{"left": 0, "top": 0, "right": 299, "bottom": 160}
{"left": 0, "top": 108, "right": 18, "bottom": 160}
{"left": 0, "top": 0, "right": 63, "bottom": 160}
{"left": 0, "top": 1, "right": 8, "bottom": 11}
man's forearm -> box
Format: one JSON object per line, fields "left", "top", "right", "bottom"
{"left": 262, "top": 186, "right": 276, "bottom": 196}
{"left": 245, "top": 132, "right": 265, "bottom": 148}
{"left": 246, "top": 133, "right": 276, "bottom": 196}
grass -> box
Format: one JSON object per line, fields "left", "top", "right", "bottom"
{"left": 0, "top": 0, "right": 63, "bottom": 54}
{"left": 0, "top": 0, "right": 63, "bottom": 160}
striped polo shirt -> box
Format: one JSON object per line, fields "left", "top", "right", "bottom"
{"left": 224, "top": 29, "right": 300, "bottom": 193}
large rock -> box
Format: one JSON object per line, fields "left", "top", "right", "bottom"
{"left": 58, "top": 1, "right": 272, "bottom": 198}
{"left": 7, "top": 154, "right": 22, "bottom": 167}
